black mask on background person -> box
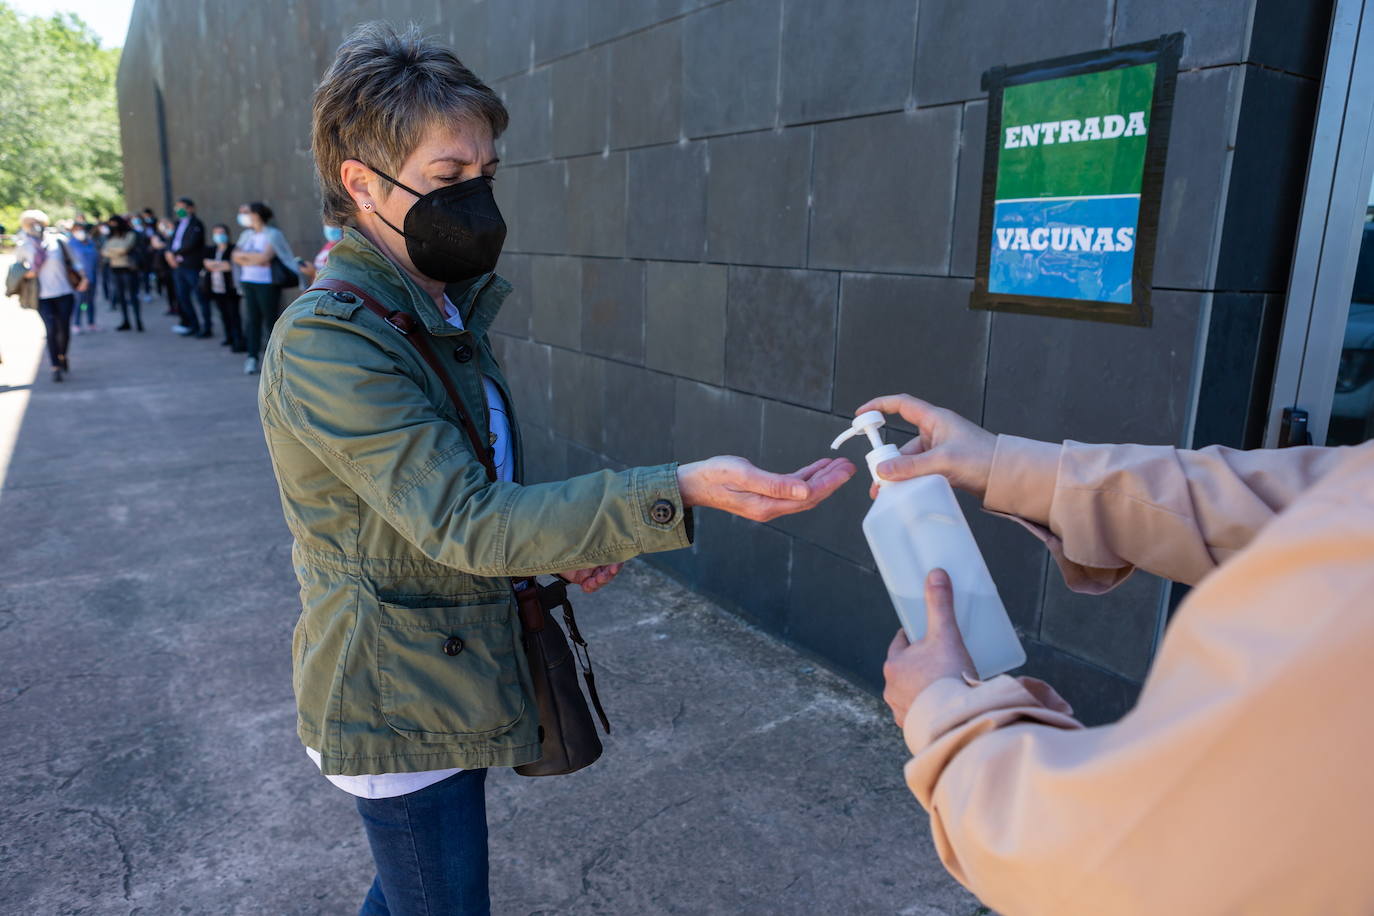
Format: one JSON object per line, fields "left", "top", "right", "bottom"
{"left": 365, "top": 165, "right": 506, "bottom": 284}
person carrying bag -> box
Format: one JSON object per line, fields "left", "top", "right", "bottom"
{"left": 260, "top": 24, "right": 854, "bottom": 915}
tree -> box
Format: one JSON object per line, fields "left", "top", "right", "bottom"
{"left": 0, "top": 3, "right": 123, "bottom": 232}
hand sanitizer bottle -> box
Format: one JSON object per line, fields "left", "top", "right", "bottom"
{"left": 831, "top": 411, "right": 1025, "bottom": 679}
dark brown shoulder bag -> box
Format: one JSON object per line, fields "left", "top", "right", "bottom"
{"left": 308, "top": 279, "right": 610, "bottom": 777}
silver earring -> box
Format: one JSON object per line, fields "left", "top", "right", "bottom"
{"left": 363, "top": 203, "right": 372, "bottom": 211}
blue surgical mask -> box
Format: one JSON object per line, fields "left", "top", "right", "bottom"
{"left": 323, "top": 225, "right": 344, "bottom": 243}
{"left": 212, "top": 232, "right": 229, "bottom": 245}
{"left": 132, "top": 218, "right": 143, "bottom": 229}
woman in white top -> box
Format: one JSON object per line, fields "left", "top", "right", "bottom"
{"left": 231, "top": 201, "right": 300, "bottom": 375}
{"left": 16, "top": 209, "right": 87, "bottom": 382}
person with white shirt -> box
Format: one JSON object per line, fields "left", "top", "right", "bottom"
{"left": 16, "top": 209, "right": 87, "bottom": 382}
{"left": 231, "top": 201, "right": 300, "bottom": 375}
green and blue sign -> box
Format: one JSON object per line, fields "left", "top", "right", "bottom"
{"left": 972, "top": 37, "right": 1181, "bottom": 326}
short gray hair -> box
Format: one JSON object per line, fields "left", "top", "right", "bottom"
{"left": 311, "top": 22, "right": 508, "bottom": 226}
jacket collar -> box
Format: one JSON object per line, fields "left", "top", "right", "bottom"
{"left": 322, "top": 227, "right": 511, "bottom": 337}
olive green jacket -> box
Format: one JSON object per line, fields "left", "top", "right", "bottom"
{"left": 258, "top": 229, "right": 692, "bottom": 776}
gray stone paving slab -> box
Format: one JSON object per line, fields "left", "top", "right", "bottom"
{"left": 0, "top": 288, "right": 979, "bottom": 915}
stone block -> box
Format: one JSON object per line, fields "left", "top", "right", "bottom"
{"left": 1249, "top": 0, "right": 1333, "bottom": 77}
{"left": 627, "top": 141, "right": 707, "bottom": 260}
{"left": 725, "top": 266, "right": 838, "bottom": 411}
{"left": 950, "top": 100, "right": 987, "bottom": 279}
{"left": 533, "top": 0, "right": 588, "bottom": 64}
{"left": 786, "top": 540, "right": 896, "bottom": 691}
{"left": 511, "top": 157, "right": 568, "bottom": 251}
{"left": 645, "top": 261, "right": 727, "bottom": 385}
{"left": 673, "top": 381, "right": 765, "bottom": 462}
{"left": 982, "top": 290, "right": 1204, "bottom": 446}
{"left": 485, "top": 0, "right": 536, "bottom": 79}
{"left": 512, "top": 159, "right": 568, "bottom": 253}
{"left": 1113, "top": 0, "right": 1253, "bottom": 68}
{"left": 833, "top": 274, "right": 988, "bottom": 425}
{"left": 779, "top": 0, "right": 917, "bottom": 124}
{"left": 1040, "top": 571, "right": 1165, "bottom": 682}
{"left": 914, "top": 0, "right": 1113, "bottom": 106}
{"left": 706, "top": 128, "right": 812, "bottom": 268}
{"left": 588, "top": 0, "right": 662, "bottom": 45}
{"left": 565, "top": 439, "right": 605, "bottom": 476}
{"left": 682, "top": 0, "right": 781, "bottom": 137}
{"left": 581, "top": 258, "right": 645, "bottom": 364}
{"left": 1152, "top": 68, "right": 1239, "bottom": 291}
{"left": 550, "top": 348, "right": 606, "bottom": 450}
{"left": 493, "top": 334, "right": 553, "bottom": 430}
{"left": 491, "top": 251, "right": 533, "bottom": 338}
{"left": 809, "top": 108, "right": 960, "bottom": 274}
{"left": 691, "top": 509, "right": 794, "bottom": 631}
{"left": 551, "top": 45, "right": 610, "bottom": 158}
{"left": 496, "top": 68, "right": 551, "bottom": 165}
{"left": 519, "top": 422, "right": 565, "bottom": 484}
{"left": 564, "top": 151, "right": 627, "bottom": 258}
{"left": 494, "top": 162, "right": 521, "bottom": 252}
{"left": 758, "top": 398, "right": 875, "bottom": 567}
{"left": 1018, "top": 640, "right": 1141, "bottom": 726}
{"left": 530, "top": 255, "right": 582, "bottom": 348}
{"left": 442, "top": 0, "right": 490, "bottom": 78}
{"left": 610, "top": 21, "right": 683, "bottom": 149}
{"left": 1215, "top": 68, "right": 1319, "bottom": 292}
{"left": 602, "top": 362, "right": 677, "bottom": 467}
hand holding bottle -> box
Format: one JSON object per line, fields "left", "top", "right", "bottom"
{"left": 855, "top": 395, "right": 997, "bottom": 500}
{"left": 677, "top": 455, "right": 855, "bottom": 522}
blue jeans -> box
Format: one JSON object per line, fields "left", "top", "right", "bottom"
{"left": 172, "top": 265, "right": 210, "bottom": 334}
{"left": 354, "top": 769, "right": 490, "bottom": 916}
{"left": 73, "top": 284, "right": 97, "bottom": 326}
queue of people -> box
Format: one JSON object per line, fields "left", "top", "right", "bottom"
{"left": 10, "top": 201, "right": 343, "bottom": 379}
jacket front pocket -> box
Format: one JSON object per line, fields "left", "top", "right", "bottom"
{"left": 376, "top": 600, "right": 524, "bottom": 742}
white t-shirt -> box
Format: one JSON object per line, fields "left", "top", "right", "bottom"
{"left": 18, "top": 232, "right": 77, "bottom": 299}
{"left": 237, "top": 229, "right": 273, "bottom": 284}
{"left": 307, "top": 295, "right": 513, "bottom": 799}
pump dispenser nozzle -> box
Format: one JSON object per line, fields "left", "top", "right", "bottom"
{"left": 831, "top": 411, "right": 903, "bottom": 486}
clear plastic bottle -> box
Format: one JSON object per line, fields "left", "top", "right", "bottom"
{"left": 832, "top": 411, "right": 1025, "bottom": 679}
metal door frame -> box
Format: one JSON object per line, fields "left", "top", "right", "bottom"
{"left": 1265, "top": 0, "right": 1374, "bottom": 446}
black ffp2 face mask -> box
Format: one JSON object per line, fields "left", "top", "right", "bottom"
{"left": 367, "top": 165, "right": 507, "bottom": 285}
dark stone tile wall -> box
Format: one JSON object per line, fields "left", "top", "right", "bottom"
{"left": 118, "top": 0, "right": 1331, "bottom": 725}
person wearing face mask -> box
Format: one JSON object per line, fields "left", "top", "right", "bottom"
{"left": 231, "top": 202, "right": 300, "bottom": 374}
{"left": 294, "top": 223, "right": 345, "bottom": 288}
{"left": 167, "top": 197, "right": 211, "bottom": 338}
{"left": 67, "top": 223, "right": 102, "bottom": 334}
{"left": 149, "top": 217, "right": 180, "bottom": 319}
{"left": 259, "top": 23, "right": 855, "bottom": 915}
{"left": 102, "top": 216, "right": 143, "bottom": 332}
{"left": 15, "top": 209, "right": 87, "bottom": 382}
{"left": 96, "top": 220, "right": 115, "bottom": 309}
{"left": 201, "top": 223, "right": 243, "bottom": 351}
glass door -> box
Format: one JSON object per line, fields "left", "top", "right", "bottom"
{"left": 1266, "top": 0, "right": 1374, "bottom": 447}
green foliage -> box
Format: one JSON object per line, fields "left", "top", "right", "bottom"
{"left": 0, "top": 3, "right": 123, "bottom": 232}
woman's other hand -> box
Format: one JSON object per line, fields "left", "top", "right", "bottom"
{"left": 855, "top": 395, "right": 997, "bottom": 500}
{"left": 559, "top": 563, "right": 623, "bottom": 594}
{"left": 677, "top": 455, "right": 855, "bottom": 523}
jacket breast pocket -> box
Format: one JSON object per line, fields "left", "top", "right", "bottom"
{"left": 376, "top": 599, "right": 524, "bottom": 742}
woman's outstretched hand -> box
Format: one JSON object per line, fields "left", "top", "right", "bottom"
{"left": 855, "top": 395, "right": 997, "bottom": 500}
{"left": 677, "top": 455, "right": 855, "bottom": 523}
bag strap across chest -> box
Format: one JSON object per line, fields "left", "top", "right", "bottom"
{"left": 308, "top": 278, "right": 496, "bottom": 482}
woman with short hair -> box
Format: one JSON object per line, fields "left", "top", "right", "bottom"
{"left": 260, "top": 22, "right": 853, "bottom": 915}
{"left": 16, "top": 209, "right": 86, "bottom": 381}
{"left": 231, "top": 201, "right": 300, "bottom": 374}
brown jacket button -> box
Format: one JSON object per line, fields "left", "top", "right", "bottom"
{"left": 650, "top": 499, "right": 675, "bottom": 525}
{"left": 443, "top": 636, "right": 464, "bottom": 656}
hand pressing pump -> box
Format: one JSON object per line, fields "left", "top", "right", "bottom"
{"left": 832, "top": 411, "right": 1025, "bottom": 679}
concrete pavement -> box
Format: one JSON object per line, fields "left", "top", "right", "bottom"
{"left": 0, "top": 281, "right": 981, "bottom": 915}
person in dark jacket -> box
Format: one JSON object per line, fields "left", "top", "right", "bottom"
{"left": 167, "top": 196, "right": 211, "bottom": 337}
{"left": 202, "top": 224, "right": 244, "bottom": 351}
